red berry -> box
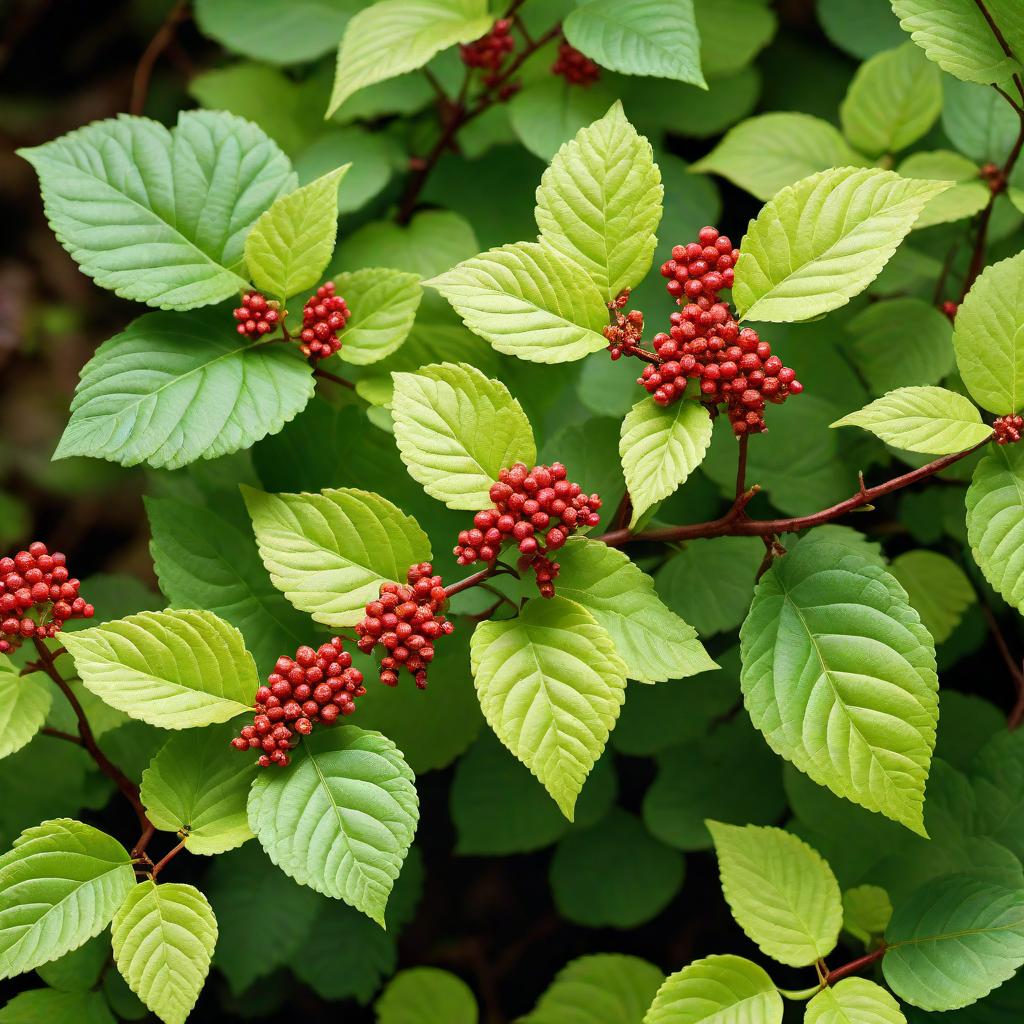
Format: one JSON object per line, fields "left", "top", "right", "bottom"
{"left": 298, "top": 282, "right": 349, "bottom": 360}
{"left": 552, "top": 39, "right": 601, "bottom": 86}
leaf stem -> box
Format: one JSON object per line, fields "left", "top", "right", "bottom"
{"left": 312, "top": 367, "right": 356, "bottom": 390}
{"left": 150, "top": 839, "right": 187, "bottom": 881}
{"left": 824, "top": 945, "right": 886, "bottom": 985}
{"left": 129, "top": 0, "right": 189, "bottom": 115}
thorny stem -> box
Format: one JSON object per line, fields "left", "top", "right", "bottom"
{"left": 129, "top": 0, "right": 189, "bottom": 115}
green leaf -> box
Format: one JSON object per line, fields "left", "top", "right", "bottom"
{"left": 425, "top": 241, "right": 608, "bottom": 364}
{"left": 740, "top": 542, "right": 939, "bottom": 834}
{"left": 953, "top": 251, "right": 1024, "bottom": 415}
{"left": 890, "top": 551, "right": 975, "bottom": 644}
{"left": 832, "top": 386, "right": 992, "bottom": 455}
{"left": 891, "top": 0, "right": 1021, "bottom": 85}
{"left": 550, "top": 809, "right": 684, "bottom": 928}
{"left": 535, "top": 102, "right": 663, "bottom": 301}
{"left": 620, "top": 399, "right": 714, "bottom": 527}
{"left": 707, "top": 821, "right": 842, "bottom": 966}
{"left": 36, "top": 933, "right": 108, "bottom": 992}
{"left": 140, "top": 724, "right": 256, "bottom": 855}
{"left": 332, "top": 267, "right": 422, "bottom": 366}
{"left": 296, "top": 128, "right": 400, "bottom": 213}
{"left": 696, "top": 0, "right": 777, "bottom": 77}
{"left": 843, "top": 885, "right": 893, "bottom": 945}
{"left": 0, "top": 659, "right": 51, "bottom": 761}
{"left": 564, "top": 0, "right": 705, "bottom": 87}
{"left": 244, "top": 166, "right": 347, "bottom": 300}
{"left": 62, "top": 610, "right": 257, "bottom": 729}
{"left": 655, "top": 537, "right": 766, "bottom": 638}
{"left": 0, "top": 989, "right": 115, "bottom": 1024}
{"left": 247, "top": 725, "right": 418, "bottom": 925}
{"left": 54, "top": 310, "right": 315, "bottom": 470}
{"left": 883, "top": 875, "right": 1024, "bottom": 1010}
{"left": 327, "top": 0, "right": 492, "bottom": 116}
{"left": 470, "top": 597, "right": 627, "bottom": 820}
{"left": 733, "top": 167, "right": 950, "bottom": 323}
{"left": 805, "top": 978, "right": 906, "bottom": 1024}
{"left": 966, "top": 443, "right": 1024, "bottom": 612}
{"left": 819, "top": 0, "right": 906, "bottom": 59}
{"left": 375, "top": 968, "right": 477, "bottom": 1024}
{"left": 692, "top": 113, "right": 864, "bottom": 201}
{"left": 0, "top": 819, "right": 135, "bottom": 978}
{"left": 18, "top": 111, "right": 295, "bottom": 310}
{"left": 556, "top": 537, "right": 716, "bottom": 683}
{"left": 643, "top": 954, "right": 783, "bottom": 1024}
{"left": 942, "top": 79, "right": 1020, "bottom": 164}
{"left": 523, "top": 953, "right": 663, "bottom": 1024}
{"left": 391, "top": 362, "right": 536, "bottom": 510}
{"left": 508, "top": 77, "right": 617, "bottom": 164}
{"left": 242, "top": 485, "right": 431, "bottom": 628}
{"left": 897, "top": 151, "right": 990, "bottom": 229}
{"left": 111, "top": 881, "right": 217, "bottom": 1024}
{"left": 146, "top": 495, "right": 313, "bottom": 676}
{"left": 840, "top": 42, "right": 941, "bottom": 157}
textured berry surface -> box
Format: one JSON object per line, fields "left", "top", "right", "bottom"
{"left": 994, "top": 415, "right": 1024, "bottom": 445}
{"left": 231, "top": 637, "right": 364, "bottom": 767}
{"left": 0, "top": 542, "right": 93, "bottom": 654}
{"left": 461, "top": 18, "right": 515, "bottom": 82}
{"left": 455, "top": 463, "right": 601, "bottom": 597}
{"left": 356, "top": 562, "right": 454, "bottom": 690}
{"left": 232, "top": 292, "right": 281, "bottom": 339}
{"left": 299, "top": 282, "right": 349, "bottom": 360}
{"left": 552, "top": 41, "right": 601, "bottom": 86}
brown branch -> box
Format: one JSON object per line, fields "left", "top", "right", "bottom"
{"left": 596, "top": 434, "right": 992, "bottom": 548}
{"left": 445, "top": 565, "right": 502, "bottom": 598}
{"left": 735, "top": 435, "right": 750, "bottom": 502}
{"left": 825, "top": 945, "right": 886, "bottom": 985}
{"left": 313, "top": 367, "right": 355, "bottom": 390}
{"left": 980, "top": 601, "right": 1024, "bottom": 728}
{"left": 40, "top": 726, "right": 83, "bottom": 745}
{"left": 130, "top": 0, "right": 189, "bottom": 115}
{"left": 150, "top": 839, "right": 187, "bottom": 880}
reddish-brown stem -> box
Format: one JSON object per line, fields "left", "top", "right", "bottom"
{"left": 151, "top": 839, "right": 187, "bottom": 880}
{"left": 132, "top": 824, "right": 156, "bottom": 860}
{"left": 825, "top": 945, "right": 886, "bottom": 985}
{"left": 611, "top": 490, "right": 633, "bottom": 532}
{"left": 981, "top": 601, "right": 1024, "bottom": 728}
{"left": 40, "top": 726, "right": 83, "bottom": 745}
{"left": 129, "top": 0, "right": 189, "bottom": 115}
{"left": 445, "top": 566, "right": 499, "bottom": 598}
{"left": 313, "top": 367, "right": 355, "bottom": 390}
{"left": 596, "top": 434, "right": 992, "bottom": 548}
{"left": 735, "top": 435, "right": 750, "bottom": 502}
{"left": 32, "top": 637, "right": 152, "bottom": 836}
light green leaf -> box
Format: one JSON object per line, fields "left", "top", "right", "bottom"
{"left": 247, "top": 725, "right": 418, "bottom": 925}
{"left": 242, "top": 485, "right": 431, "bottom": 628}
{"left": 0, "top": 819, "right": 135, "bottom": 979}
{"left": 840, "top": 42, "right": 941, "bottom": 157}
{"left": 535, "top": 102, "right": 663, "bottom": 300}
{"left": 244, "top": 165, "right": 347, "bottom": 300}
{"left": 18, "top": 111, "right": 295, "bottom": 310}
{"left": 111, "top": 881, "right": 216, "bottom": 1024}
{"left": 54, "top": 310, "right": 315, "bottom": 470}
{"left": 140, "top": 724, "right": 256, "bottom": 855}
{"left": 696, "top": 0, "right": 776, "bottom": 77}
{"left": 891, "top": 0, "right": 1021, "bottom": 85}
{"left": 333, "top": 267, "right": 422, "bottom": 366}
{"left": 36, "top": 933, "right": 108, "bottom": 992}
{"left": 327, "top": 0, "right": 492, "bottom": 116}
{"left": 942, "top": 79, "right": 1021, "bottom": 164}
{"left": 890, "top": 551, "right": 975, "bottom": 644}
{"left": 733, "top": 167, "right": 950, "bottom": 323}
{"left": 620, "top": 399, "right": 714, "bottom": 527}
{"left": 564, "top": 0, "right": 705, "bottom": 86}
{"left": 707, "top": 821, "right": 842, "bottom": 966}
{"left": 0, "top": 989, "right": 115, "bottom": 1024}
{"left": 556, "top": 537, "right": 716, "bottom": 683}
{"left": 692, "top": 113, "right": 864, "bottom": 201}
{"left": 805, "top": 978, "right": 906, "bottom": 1024}
{"left": 644, "top": 954, "right": 783, "bottom": 1024}
{"left": 375, "top": 968, "right": 478, "bottom": 1024}
{"left": 883, "top": 874, "right": 1024, "bottom": 1010}
{"left": 426, "top": 241, "right": 608, "bottom": 364}
{"left": 0, "top": 659, "right": 51, "bottom": 761}
{"left": 740, "top": 542, "right": 939, "bottom": 835}
{"left": 966, "top": 443, "right": 1024, "bottom": 612}
{"left": 843, "top": 885, "right": 893, "bottom": 945}
{"left": 897, "top": 151, "right": 990, "bottom": 229}
{"left": 832, "top": 386, "right": 992, "bottom": 455}
{"left": 470, "top": 597, "right": 627, "bottom": 820}
{"left": 62, "top": 610, "right": 256, "bottom": 729}
{"left": 523, "top": 953, "right": 663, "bottom": 1024}
{"left": 391, "top": 362, "right": 535, "bottom": 510}
{"left": 953, "top": 251, "right": 1024, "bottom": 414}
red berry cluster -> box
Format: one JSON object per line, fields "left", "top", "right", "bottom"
{"left": 0, "top": 543, "right": 93, "bottom": 655}
{"left": 299, "top": 282, "right": 349, "bottom": 360}
{"left": 231, "top": 638, "right": 365, "bottom": 767}
{"left": 233, "top": 292, "right": 281, "bottom": 339}
{"left": 355, "top": 563, "right": 454, "bottom": 690}
{"left": 994, "top": 415, "right": 1024, "bottom": 445}
{"left": 455, "top": 463, "right": 601, "bottom": 597}
{"left": 660, "top": 228, "right": 739, "bottom": 301}
{"left": 552, "top": 41, "right": 601, "bottom": 86}
{"left": 605, "top": 307, "right": 645, "bottom": 361}
{"left": 461, "top": 18, "right": 515, "bottom": 81}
